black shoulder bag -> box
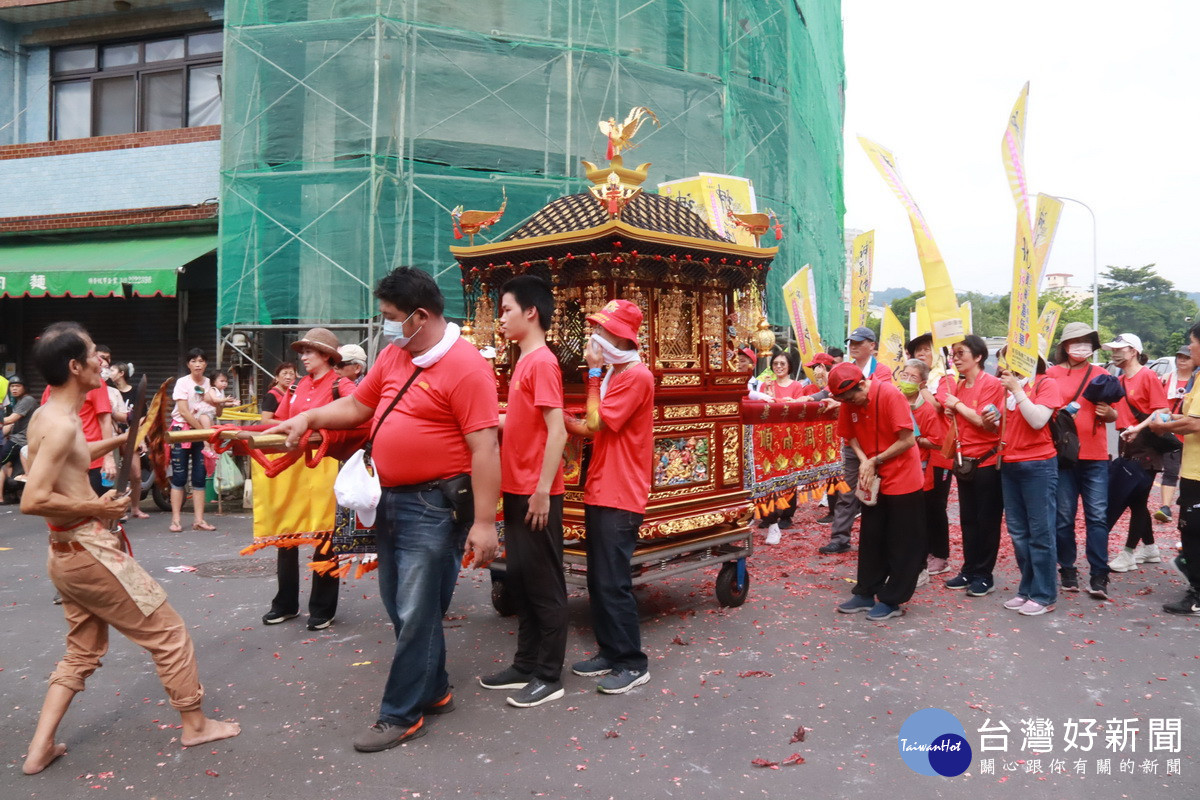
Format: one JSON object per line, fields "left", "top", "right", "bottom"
{"left": 1050, "top": 369, "right": 1090, "bottom": 468}
{"left": 1121, "top": 376, "right": 1182, "bottom": 456}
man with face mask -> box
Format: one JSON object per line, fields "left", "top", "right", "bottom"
{"left": 1048, "top": 323, "right": 1117, "bottom": 598}
{"left": 265, "top": 267, "right": 501, "bottom": 752}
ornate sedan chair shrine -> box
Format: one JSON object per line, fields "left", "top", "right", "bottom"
{"left": 451, "top": 148, "right": 779, "bottom": 609}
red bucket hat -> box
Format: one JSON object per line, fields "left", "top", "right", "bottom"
{"left": 827, "top": 361, "right": 865, "bottom": 397}
{"left": 805, "top": 352, "right": 835, "bottom": 368}
{"left": 587, "top": 299, "right": 643, "bottom": 344}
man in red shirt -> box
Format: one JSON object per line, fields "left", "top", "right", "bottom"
{"left": 267, "top": 267, "right": 500, "bottom": 752}
{"left": 827, "top": 362, "right": 925, "bottom": 620}
{"left": 565, "top": 300, "right": 654, "bottom": 695}
{"left": 41, "top": 381, "right": 114, "bottom": 495}
{"left": 478, "top": 276, "right": 569, "bottom": 708}
{"left": 820, "top": 326, "right": 895, "bottom": 555}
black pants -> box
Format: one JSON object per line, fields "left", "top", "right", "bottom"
{"left": 957, "top": 465, "right": 1004, "bottom": 582}
{"left": 1179, "top": 478, "right": 1200, "bottom": 589}
{"left": 584, "top": 505, "right": 648, "bottom": 672}
{"left": 924, "top": 467, "right": 952, "bottom": 559}
{"left": 829, "top": 445, "right": 861, "bottom": 546}
{"left": 852, "top": 490, "right": 927, "bottom": 606}
{"left": 271, "top": 546, "right": 339, "bottom": 620}
{"left": 1107, "top": 458, "right": 1157, "bottom": 548}
{"left": 503, "top": 492, "right": 567, "bottom": 682}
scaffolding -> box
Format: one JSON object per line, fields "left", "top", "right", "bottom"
{"left": 218, "top": 0, "right": 846, "bottom": 347}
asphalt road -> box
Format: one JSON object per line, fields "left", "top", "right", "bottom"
{"left": 2, "top": 493, "right": 1197, "bottom": 800}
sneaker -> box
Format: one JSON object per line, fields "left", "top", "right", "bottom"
{"left": 765, "top": 523, "right": 781, "bottom": 546}
{"left": 479, "top": 666, "right": 532, "bottom": 690}
{"left": 1108, "top": 549, "right": 1138, "bottom": 572}
{"left": 351, "top": 718, "right": 426, "bottom": 752}
{"left": 1017, "top": 600, "right": 1055, "bottom": 616}
{"left": 306, "top": 616, "right": 334, "bottom": 631}
{"left": 52, "top": 592, "right": 63, "bottom": 605}
{"left": 818, "top": 541, "right": 850, "bottom": 554}
{"left": 1059, "top": 567, "right": 1080, "bottom": 592}
{"left": 1154, "top": 505, "right": 1173, "bottom": 523}
{"left": 423, "top": 689, "right": 455, "bottom": 715}
{"left": 944, "top": 574, "right": 971, "bottom": 590}
{"left": 1134, "top": 543, "right": 1162, "bottom": 564}
{"left": 966, "top": 579, "right": 995, "bottom": 597}
{"left": 836, "top": 594, "right": 875, "bottom": 614}
{"left": 570, "top": 656, "right": 613, "bottom": 677}
{"left": 1003, "top": 595, "right": 1029, "bottom": 610}
{"left": 1087, "top": 574, "right": 1109, "bottom": 600}
{"left": 779, "top": 517, "right": 795, "bottom": 530}
{"left": 926, "top": 556, "right": 951, "bottom": 576}
{"left": 866, "top": 601, "right": 904, "bottom": 621}
{"left": 597, "top": 668, "right": 650, "bottom": 695}
{"left": 506, "top": 677, "right": 565, "bottom": 708}
{"left": 915, "top": 568, "right": 930, "bottom": 588}
{"left": 817, "top": 512, "right": 835, "bottom": 524}
{"left": 262, "top": 609, "right": 299, "bottom": 625}
{"left": 1162, "top": 589, "right": 1200, "bottom": 616}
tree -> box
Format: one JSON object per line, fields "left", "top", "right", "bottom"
{"left": 1099, "top": 265, "right": 1198, "bottom": 357}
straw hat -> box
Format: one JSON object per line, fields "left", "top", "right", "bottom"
{"left": 291, "top": 328, "right": 342, "bottom": 361}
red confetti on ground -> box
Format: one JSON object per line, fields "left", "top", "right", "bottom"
{"left": 205, "top": 769, "right": 220, "bottom": 777}
{"left": 671, "top": 634, "right": 690, "bottom": 646}
{"left": 604, "top": 730, "right": 620, "bottom": 739}
{"left": 751, "top": 757, "right": 780, "bottom": 769}
{"left": 789, "top": 726, "right": 808, "bottom": 743}
{"left": 738, "top": 670, "right": 773, "bottom": 678}
{"left": 781, "top": 753, "right": 806, "bottom": 766}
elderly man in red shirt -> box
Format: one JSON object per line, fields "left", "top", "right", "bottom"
{"left": 827, "top": 362, "right": 926, "bottom": 621}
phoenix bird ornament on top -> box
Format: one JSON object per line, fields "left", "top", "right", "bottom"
{"left": 451, "top": 187, "right": 507, "bottom": 245}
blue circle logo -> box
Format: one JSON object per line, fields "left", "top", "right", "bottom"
{"left": 898, "top": 708, "right": 972, "bottom": 777}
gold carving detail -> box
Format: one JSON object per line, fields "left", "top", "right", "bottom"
{"left": 705, "top": 403, "right": 738, "bottom": 416}
{"left": 661, "top": 374, "right": 701, "bottom": 387}
{"left": 722, "top": 425, "right": 741, "bottom": 485}
{"left": 663, "top": 405, "right": 700, "bottom": 419}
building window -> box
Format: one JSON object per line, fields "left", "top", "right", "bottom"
{"left": 51, "top": 30, "right": 222, "bottom": 140}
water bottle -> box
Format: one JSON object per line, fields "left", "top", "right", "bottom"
{"left": 982, "top": 403, "right": 999, "bottom": 418}
{"left": 1064, "top": 401, "right": 1080, "bottom": 416}
{"left": 100, "top": 473, "right": 114, "bottom": 489}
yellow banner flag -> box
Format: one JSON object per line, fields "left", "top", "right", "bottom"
{"left": 960, "top": 301, "right": 973, "bottom": 335}
{"left": 1031, "top": 193, "right": 1064, "bottom": 287}
{"left": 848, "top": 230, "right": 875, "bottom": 333}
{"left": 858, "top": 137, "right": 963, "bottom": 352}
{"left": 1037, "top": 300, "right": 1063, "bottom": 359}
{"left": 878, "top": 308, "right": 906, "bottom": 375}
{"left": 782, "top": 265, "right": 823, "bottom": 381}
{"left": 914, "top": 297, "right": 932, "bottom": 339}
{"left": 1001, "top": 83, "right": 1039, "bottom": 377}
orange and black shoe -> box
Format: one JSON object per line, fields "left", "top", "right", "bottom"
{"left": 352, "top": 716, "right": 426, "bottom": 753}
{"left": 423, "top": 689, "right": 456, "bottom": 716}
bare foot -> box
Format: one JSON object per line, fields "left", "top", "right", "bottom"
{"left": 181, "top": 718, "right": 240, "bottom": 747}
{"left": 22, "top": 741, "right": 67, "bottom": 775}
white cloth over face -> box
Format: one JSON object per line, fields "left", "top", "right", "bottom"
{"left": 590, "top": 334, "right": 640, "bottom": 399}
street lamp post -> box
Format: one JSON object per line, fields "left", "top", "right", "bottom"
{"left": 1049, "top": 194, "right": 1099, "bottom": 336}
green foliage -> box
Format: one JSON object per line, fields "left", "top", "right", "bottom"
{"left": 1099, "top": 265, "right": 1198, "bottom": 357}
{"left": 889, "top": 290, "right": 925, "bottom": 324}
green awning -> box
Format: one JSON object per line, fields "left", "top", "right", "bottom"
{"left": 0, "top": 234, "right": 216, "bottom": 298}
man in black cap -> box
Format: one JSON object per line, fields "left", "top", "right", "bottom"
{"left": 1, "top": 375, "right": 37, "bottom": 496}
{"left": 819, "top": 327, "right": 895, "bottom": 554}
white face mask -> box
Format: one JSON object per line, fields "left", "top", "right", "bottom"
{"left": 589, "top": 333, "right": 639, "bottom": 365}
{"left": 1067, "top": 343, "right": 1093, "bottom": 361}
{"left": 382, "top": 310, "right": 422, "bottom": 348}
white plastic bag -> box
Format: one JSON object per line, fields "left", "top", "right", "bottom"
{"left": 334, "top": 449, "right": 381, "bottom": 527}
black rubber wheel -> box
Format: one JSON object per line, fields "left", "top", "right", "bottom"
{"left": 150, "top": 482, "right": 171, "bottom": 512}
{"left": 715, "top": 561, "right": 750, "bottom": 607}
{"left": 490, "top": 572, "right": 517, "bottom": 617}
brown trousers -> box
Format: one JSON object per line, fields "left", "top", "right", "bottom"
{"left": 48, "top": 547, "right": 204, "bottom": 711}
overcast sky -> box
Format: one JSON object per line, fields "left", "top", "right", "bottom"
{"left": 842, "top": 0, "right": 1200, "bottom": 298}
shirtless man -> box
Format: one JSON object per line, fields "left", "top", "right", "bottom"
{"left": 21, "top": 322, "right": 238, "bottom": 775}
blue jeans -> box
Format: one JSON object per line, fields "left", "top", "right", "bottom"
{"left": 584, "top": 505, "right": 648, "bottom": 672}
{"left": 169, "top": 443, "right": 205, "bottom": 490}
{"left": 1056, "top": 459, "right": 1109, "bottom": 577}
{"left": 1002, "top": 458, "right": 1059, "bottom": 606}
{"left": 374, "top": 487, "right": 467, "bottom": 726}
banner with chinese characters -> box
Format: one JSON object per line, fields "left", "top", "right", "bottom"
{"left": 879, "top": 308, "right": 906, "bottom": 374}
{"left": 782, "top": 265, "right": 823, "bottom": 381}
{"left": 740, "top": 401, "right": 846, "bottom": 517}
{"left": 1001, "top": 83, "right": 1039, "bottom": 377}
{"left": 657, "top": 173, "right": 758, "bottom": 246}
{"left": 1032, "top": 193, "right": 1064, "bottom": 287}
{"left": 1037, "top": 300, "right": 1063, "bottom": 359}
{"left": 848, "top": 230, "right": 875, "bottom": 333}
{"left": 858, "top": 136, "right": 963, "bottom": 352}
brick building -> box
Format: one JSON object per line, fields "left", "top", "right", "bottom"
{"left": 0, "top": 0, "right": 224, "bottom": 390}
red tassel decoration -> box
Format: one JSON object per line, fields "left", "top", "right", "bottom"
{"left": 774, "top": 222, "right": 783, "bottom": 241}
{"left": 453, "top": 223, "right": 463, "bottom": 240}
{"left": 606, "top": 135, "right": 614, "bottom": 160}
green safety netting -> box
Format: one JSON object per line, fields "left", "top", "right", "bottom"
{"left": 219, "top": 0, "right": 845, "bottom": 340}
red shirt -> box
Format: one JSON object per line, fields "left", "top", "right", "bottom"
{"left": 856, "top": 357, "right": 895, "bottom": 384}
{"left": 276, "top": 369, "right": 341, "bottom": 419}
{"left": 1002, "top": 375, "right": 1062, "bottom": 463}
{"left": 354, "top": 338, "right": 499, "bottom": 487}
{"left": 837, "top": 381, "right": 923, "bottom": 495}
{"left": 501, "top": 346, "right": 565, "bottom": 496}
{"left": 764, "top": 380, "right": 807, "bottom": 401}
{"left": 584, "top": 363, "right": 655, "bottom": 514}
{"left": 912, "top": 398, "right": 951, "bottom": 472}
{"left": 1116, "top": 367, "right": 1169, "bottom": 430}
{"left": 1047, "top": 362, "right": 1108, "bottom": 460}
{"left": 42, "top": 384, "right": 112, "bottom": 468}
{"left": 802, "top": 383, "right": 824, "bottom": 397}
{"left": 951, "top": 372, "right": 1005, "bottom": 467}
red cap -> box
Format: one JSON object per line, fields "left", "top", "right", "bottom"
{"left": 805, "top": 352, "right": 835, "bottom": 368}
{"left": 827, "top": 361, "right": 864, "bottom": 396}
{"left": 587, "top": 299, "right": 643, "bottom": 344}
{"left": 739, "top": 347, "right": 758, "bottom": 363}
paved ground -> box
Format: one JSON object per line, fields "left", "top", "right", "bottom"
{"left": 1, "top": 492, "right": 1197, "bottom": 800}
